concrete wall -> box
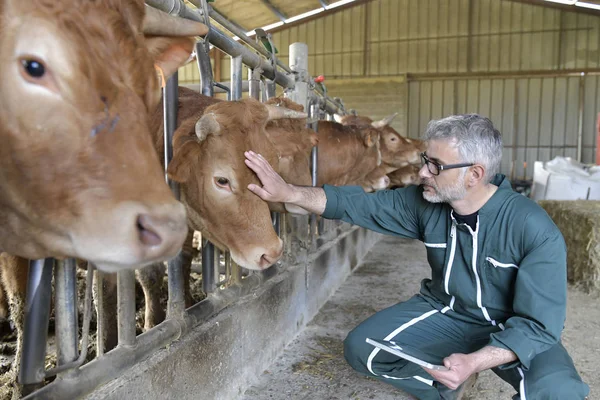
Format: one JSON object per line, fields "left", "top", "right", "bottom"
{"left": 85, "top": 226, "right": 381, "bottom": 400}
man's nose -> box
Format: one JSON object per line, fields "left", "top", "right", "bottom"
{"left": 418, "top": 164, "right": 431, "bottom": 179}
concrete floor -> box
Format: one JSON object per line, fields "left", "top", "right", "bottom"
{"left": 240, "top": 235, "right": 599, "bottom": 400}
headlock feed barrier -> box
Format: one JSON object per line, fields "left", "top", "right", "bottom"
{"left": 13, "top": 1, "right": 367, "bottom": 399}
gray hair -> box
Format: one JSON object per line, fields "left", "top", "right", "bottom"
{"left": 422, "top": 114, "right": 503, "bottom": 183}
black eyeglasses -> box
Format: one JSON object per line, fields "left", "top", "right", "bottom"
{"left": 420, "top": 152, "right": 474, "bottom": 176}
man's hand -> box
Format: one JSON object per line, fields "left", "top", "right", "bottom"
{"left": 244, "top": 150, "right": 295, "bottom": 203}
{"left": 244, "top": 150, "right": 328, "bottom": 215}
{"left": 424, "top": 346, "right": 517, "bottom": 390}
{"left": 423, "top": 353, "right": 477, "bottom": 390}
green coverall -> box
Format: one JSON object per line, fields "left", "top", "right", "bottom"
{"left": 321, "top": 174, "right": 589, "bottom": 400}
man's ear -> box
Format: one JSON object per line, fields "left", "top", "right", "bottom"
{"left": 146, "top": 37, "right": 196, "bottom": 80}
{"left": 469, "top": 164, "right": 486, "bottom": 186}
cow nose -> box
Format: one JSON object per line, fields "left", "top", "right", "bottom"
{"left": 258, "top": 240, "right": 284, "bottom": 269}
{"left": 137, "top": 214, "right": 164, "bottom": 246}
{"left": 135, "top": 203, "right": 187, "bottom": 257}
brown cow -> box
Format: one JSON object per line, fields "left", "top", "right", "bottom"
{"left": 0, "top": 2, "right": 206, "bottom": 395}
{"left": 335, "top": 113, "right": 425, "bottom": 173}
{"left": 388, "top": 164, "right": 422, "bottom": 188}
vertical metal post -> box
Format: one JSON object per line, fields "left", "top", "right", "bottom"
{"left": 263, "top": 78, "right": 281, "bottom": 236}
{"left": 95, "top": 270, "right": 106, "bottom": 356}
{"left": 309, "top": 100, "right": 320, "bottom": 236}
{"left": 577, "top": 72, "right": 585, "bottom": 162}
{"left": 19, "top": 258, "right": 54, "bottom": 395}
{"left": 228, "top": 54, "right": 244, "bottom": 283}
{"left": 196, "top": 41, "right": 214, "bottom": 97}
{"left": 248, "top": 68, "right": 261, "bottom": 100}
{"left": 202, "top": 239, "right": 216, "bottom": 293}
{"left": 265, "top": 80, "right": 277, "bottom": 100}
{"left": 117, "top": 270, "right": 136, "bottom": 346}
{"left": 231, "top": 56, "right": 243, "bottom": 100}
{"left": 195, "top": 38, "right": 218, "bottom": 294}
{"left": 164, "top": 71, "right": 186, "bottom": 318}
{"left": 287, "top": 43, "right": 309, "bottom": 112}
{"left": 55, "top": 258, "right": 78, "bottom": 372}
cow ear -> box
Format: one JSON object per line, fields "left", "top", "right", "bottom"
{"left": 146, "top": 37, "right": 196, "bottom": 81}
{"left": 167, "top": 154, "right": 190, "bottom": 183}
{"left": 364, "top": 131, "right": 378, "bottom": 148}
{"left": 195, "top": 113, "right": 221, "bottom": 141}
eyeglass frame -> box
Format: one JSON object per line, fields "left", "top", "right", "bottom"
{"left": 420, "top": 152, "right": 474, "bottom": 176}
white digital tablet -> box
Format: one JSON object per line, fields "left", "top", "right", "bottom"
{"left": 366, "top": 338, "right": 450, "bottom": 371}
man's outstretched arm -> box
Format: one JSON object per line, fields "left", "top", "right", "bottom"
{"left": 244, "top": 150, "right": 327, "bottom": 215}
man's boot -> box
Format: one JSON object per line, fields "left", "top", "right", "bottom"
{"left": 436, "top": 373, "right": 479, "bottom": 400}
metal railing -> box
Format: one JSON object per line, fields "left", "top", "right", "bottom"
{"left": 18, "top": 1, "right": 349, "bottom": 398}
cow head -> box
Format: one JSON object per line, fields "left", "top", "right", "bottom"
{"left": 388, "top": 164, "right": 422, "bottom": 188}
{"left": 336, "top": 113, "right": 423, "bottom": 170}
{"left": 167, "top": 99, "right": 306, "bottom": 270}
{"left": 263, "top": 98, "right": 317, "bottom": 214}
{"left": 0, "top": 1, "right": 208, "bottom": 271}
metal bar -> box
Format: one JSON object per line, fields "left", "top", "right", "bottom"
{"left": 23, "top": 271, "right": 270, "bottom": 400}
{"left": 117, "top": 270, "right": 136, "bottom": 346}
{"left": 563, "top": 78, "right": 570, "bottom": 157}
{"left": 202, "top": 239, "right": 216, "bottom": 293}
{"left": 318, "top": 0, "right": 329, "bottom": 7}
{"left": 95, "top": 270, "right": 105, "bottom": 356}
{"left": 264, "top": 79, "right": 281, "bottom": 236}
{"left": 19, "top": 258, "right": 54, "bottom": 395}
{"left": 248, "top": 68, "right": 261, "bottom": 100}
{"left": 406, "top": 68, "right": 600, "bottom": 81}
{"left": 577, "top": 73, "right": 585, "bottom": 161}
{"left": 257, "top": 0, "right": 287, "bottom": 21}
{"left": 265, "top": 80, "right": 277, "bottom": 99}
{"left": 363, "top": 2, "right": 370, "bottom": 76}
{"left": 54, "top": 258, "right": 78, "bottom": 371}
{"left": 467, "top": 0, "right": 473, "bottom": 72}
{"left": 145, "top": 0, "right": 204, "bottom": 23}
{"left": 45, "top": 265, "right": 94, "bottom": 378}
{"left": 195, "top": 41, "right": 214, "bottom": 97}
{"left": 550, "top": 77, "right": 556, "bottom": 157}
{"left": 287, "top": 43, "right": 310, "bottom": 111}
{"left": 208, "top": 25, "right": 294, "bottom": 89}
{"left": 163, "top": 73, "right": 186, "bottom": 319}
{"left": 207, "top": 7, "right": 292, "bottom": 75}
{"left": 230, "top": 55, "right": 244, "bottom": 100}
{"left": 523, "top": 78, "right": 530, "bottom": 179}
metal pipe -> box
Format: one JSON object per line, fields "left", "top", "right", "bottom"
{"left": 265, "top": 80, "right": 277, "bottom": 99}
{"left": 195, "top": 41, "right": 214, "bottom": 97}
{"left": 209, "top": 26, "right": 294, "bottom": 89}
{"left": 287, "top": 43, "right": 309, "bottom": 111}
{"left": 230, "top": 56, "right": 243, "bottom": 100}
{"left": 23, "top": 272, "right": 268, "bottom": 400}
{"left": 207, "top": 7, "right": 292, "bottom": 74}
{"left": 145, "top": 0, "right": 204, "bottom": 23}
{"left": 54, "top": 258, "right": 78, "bottom": 372}
{"left": 577, "top": 73, "right": 585, "bottom": 162}
{"left": 95, "top": 270, "right": 105, "bottom": 356}
{"left": 248, "top": 68, "right": 261, "bottom": 100}
{"left": 164, "top": 73, "right": 186, "bottom": 318}
{"left": 202, "top": 239, "right": 216, "bottom": 293}
{"left": 45, "top": 265, "right": 94, "bottom": 378}
{"left": 19, "top": 258, "right": 54, "bottom": 395}
{"left": 117, "top": 270, "right": 136, "bottom": 346}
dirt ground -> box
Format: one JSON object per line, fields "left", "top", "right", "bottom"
{"left": 240, "top": 235, "right": 599, "bottom": 400}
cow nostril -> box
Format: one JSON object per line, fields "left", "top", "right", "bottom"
{"left": 137, "top": 215, "right": 163, "bottom": 247}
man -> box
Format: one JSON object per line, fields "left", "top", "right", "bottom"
{"left": 244, "top": 114, "right": 589, "bottom": 400}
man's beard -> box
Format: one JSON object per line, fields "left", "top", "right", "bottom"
{"left": 421, "top": 172, "right": 467, "bottom": 203}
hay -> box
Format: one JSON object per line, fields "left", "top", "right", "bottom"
{"left": 539, "top": 200, "right": 600, "bottom": 295}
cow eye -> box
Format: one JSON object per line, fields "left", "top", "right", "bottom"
{"left": 215, "top": 177, "right": 230, "bottom": 188}
{"left": 21, "top": 59, "right": 45, "bottom": 78}
{"left": 390, "top": 137, "right": 397, "bottom": 142}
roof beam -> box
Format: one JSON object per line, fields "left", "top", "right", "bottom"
{"left": 504, "top": 0, "right": 600, "bottom": 16}
{"left": 258, "top": 0, "right": 288, "bottom": 21}
{"left": 211, "top": 5, "right": 252, "bottom": 31}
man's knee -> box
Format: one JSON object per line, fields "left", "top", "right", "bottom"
{"left": 524, "top": 372, "right": 589, "bottom": 400}
{"left": 343, "top": 328, "right": 370, "bottom": 374}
